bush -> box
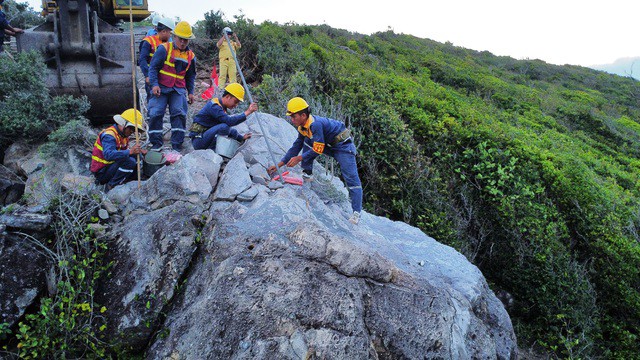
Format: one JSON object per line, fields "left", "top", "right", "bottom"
{"left": 0, "top": 52, "right": 90, "bottom": 147}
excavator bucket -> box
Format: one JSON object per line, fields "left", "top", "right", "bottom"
{"left": 16, "top": 0, "right": 148, "bottom": 123}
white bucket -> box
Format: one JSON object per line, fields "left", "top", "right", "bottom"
{"left": 215, "top": 135, "right": 240, "bottom": 159}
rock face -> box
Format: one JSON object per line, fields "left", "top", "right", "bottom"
{"left": 0, "top": 233, "right": 47, "bottom": 328}
{"left": 99, "top": 113, "right": 516, "bottom": 359}
{"left": 1, "top": 113, "right": 517, "bottom": 358}
{"left": 0, "top": 164, "right": 25, "bottom": 206}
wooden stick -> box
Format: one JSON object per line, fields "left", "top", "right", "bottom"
{"left": 128, "top": 0, "right": 141, "bottom": 188}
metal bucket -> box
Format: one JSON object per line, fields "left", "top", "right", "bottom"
{"left": 215, "top": 135, "right": 240, "bottom": 159}
{"left": 143, "top": 150, "right": 166, "bottom": 178}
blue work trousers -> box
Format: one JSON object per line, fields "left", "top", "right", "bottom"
{"left": 302, "top": 141, "right": 362, "bottom": 212}
{"left": 94, "top": 156, "right": 137, "bottom": 187}
{"left": 147, "top": 86, "right": 188, "bottom": 150}
{"left": 191, "top": 124, "right": 240, "bottom": 150}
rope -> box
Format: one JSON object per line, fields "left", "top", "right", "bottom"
{"left": 128, "top": 0, "right": 141, "bottom": 188}
{"left": 223, "top": 32, "right": 285, "bottom": 183}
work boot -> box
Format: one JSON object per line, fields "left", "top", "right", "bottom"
{"left": 348, "top": 211, "right": 360, "bottom": 225}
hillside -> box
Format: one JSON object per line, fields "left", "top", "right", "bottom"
{"left": 189, "top": 14, "right": 640, "bottom": 358}
{"left": 591, "top": 56, "right": 640, "bottom": 80}
{"left": 1, "top": 6, "right": 640, "bottom": 359}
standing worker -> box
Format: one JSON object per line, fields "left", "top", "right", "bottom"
{"left": 139, "top": 17, "right": 174, "bottom": 102}
{"left": 216, "top": 27, "right": 241, "bottom": 90}
{"left": 0, "top": 0, "right": 23, "bottom": 57}
{"left": 91, "top": 109, "right": 147, "bottom": 192}
{"left": 147, "top": 20, "right": 197, "bottom": 152}
{"left": 268, "top": 97, "right": 363, "bottom": 224}
{"left": 189, "top": 83, "right": 258, "bottom": 150}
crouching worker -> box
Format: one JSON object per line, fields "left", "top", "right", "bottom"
{"left": 268, "top": 97, "right": 363, "bottom": 224}
{"left": 90, "top": 109, "right": 147, "bottom": 191}
{"left": 190, "top": 83, "right": 258, "bottom": 150}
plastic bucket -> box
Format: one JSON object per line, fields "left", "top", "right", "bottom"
{"left": 215, "top": 135, "right": 240, "bottom": 159}
{"left": 143, "top": 150, "right": 166, "bottom": 177}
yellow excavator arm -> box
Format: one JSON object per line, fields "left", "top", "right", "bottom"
{"left": 40, "top": 0, "right": 150, "bottom": 23}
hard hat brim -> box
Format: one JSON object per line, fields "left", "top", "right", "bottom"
{"left": 172, "top": 32, "right": 196, "bottom": 40}
{"left": 114, "top": 114, "right": 145, "bottom": 132}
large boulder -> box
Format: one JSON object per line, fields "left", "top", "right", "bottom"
{"left": 78, "top": 113, "right": 518, "bottom": 359}
{"left": 139, "top": 114, "right": 517, "bottom": 359}
{"left": 146, "top": 182, "right": 516, "bottom": 359}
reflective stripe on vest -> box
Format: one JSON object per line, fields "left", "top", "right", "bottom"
{"left": 142, "top": 35, "right": 161, "bottom": 63}
{"left": 90, "top": 126, "right": 129, "bottom": 173}
{"left": 158, "top": 42, "right": 195, "bottom": 88}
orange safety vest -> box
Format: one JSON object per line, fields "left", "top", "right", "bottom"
{"left": 90, "top": 126, "right": 129, "bottom": 173}
{"left": 141, "top": 35, "right": 161, "bottom": 64}
{"left": 158, "top": 42, "right": 195, "bottom": 89}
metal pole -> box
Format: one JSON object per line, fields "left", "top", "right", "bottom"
{"left": 223, "top": 31, "right": 284, "bottom": 183}
{"left": 128, "top": 0, "right": 141, "bottom": 188}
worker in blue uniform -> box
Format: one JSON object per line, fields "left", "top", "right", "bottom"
{"left": 268, "top": 97, "right": 363, "bottom": 224}
{"left": 189, "top": 83, "right": 258, "bottom": 150}
{"left": 147, "top": 21, "right": 196, "bottom": 151}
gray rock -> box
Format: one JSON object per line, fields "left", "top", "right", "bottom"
{"left": 3, "top": 142, "right": 41, "bottom": 178}
{"left": 0, "top": 234, "right": 47, "bottom": 328}
{"left": 0, "top": 164, "right": 25, "bottom": 206}
{"left": 106, "top": 181, "right": 139, "bottom": 207}
{"left": 96, "top": 201, "right": 204, "bottom": 349}
{"left": 267, "top": 180, "right": 284, "bottom": 190}
{"left": 237, "top": 186, "right": 259, "bottom": 202}
{"left": 146, "top": 181, "right": 517, "bottom": 359}
{"left": 0, "top": 205, "right": 52, "bottom": 232}
{"left": 130, "top": 150, "right": 223, "bottom": 210}
{"left": 213, "top": 153, "right": 252, "bottom": 201}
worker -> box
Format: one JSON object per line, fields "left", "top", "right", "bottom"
{"left": 90, "top": 109, "right": 147, "bottom": 192}
{"left": 268, "top": 97, "right": 363, "bottom": 224}
{"left": 139, "top": 17, "right": 174, "bottom": 102}
{"left": 147, "top": 20, "right": 197, "bottom": 151}
{"left": 189, "top": 83, "right": 258, "bottom": 150}
{"left": 0, "top": 0, "right": 23, "bottom": 56}
{"left": 216, "top": 27, "right": 241, "bottom": 90}
{"left": 145, "top": 14, "right": 160, "bottom": 36}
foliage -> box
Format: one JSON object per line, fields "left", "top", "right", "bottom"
{"left": 0, "top": 52, "right": 90, "bottom": 147}
{"left": 39, "top": 118, "right": 94, "bottom": 158}
{"left": 2, "top": 0, "right": 44, "bottom": 29}
{"left": 193, "top": 14, "right": 640, "bottom": 358}
{"left": 1, "top": 188, "right": 112, "bottom": 359}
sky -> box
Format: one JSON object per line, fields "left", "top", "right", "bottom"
{"left": 22, "top": 0, "right": 639, "bottom": 67}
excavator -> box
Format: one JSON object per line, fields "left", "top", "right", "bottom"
{"left": 16, "top": 0, "right": 150, "bottom": 121}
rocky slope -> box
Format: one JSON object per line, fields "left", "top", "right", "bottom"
{"left": 1, "top": 112, "right": 517, "bottom": 359}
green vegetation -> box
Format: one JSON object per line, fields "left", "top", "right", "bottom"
{"left": 198, "top": 12, "right": 640, "bottom": 358}
{"left": 1, "top": 189, "right": 111, "bottom": 359}
{"left": 0, "top": 51, "right": 90, "bottom": 149}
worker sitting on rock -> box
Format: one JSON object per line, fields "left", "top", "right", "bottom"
{"left": 190, "top": 83, "right": 258, "bottom": 150}
{"left": 216, "top": 27, "right": 241, "bottom": 90}
{"left": 268, "top": 97, "right": 363, "bottom": 224}
{"left": 139, "top": 17, "right": 174, "bottom": 102}
{"left": 147, "top": 20, "right": 197, "bottom": 152}
{"left": 90, "top": 109, "right": 147, "bottom": 192}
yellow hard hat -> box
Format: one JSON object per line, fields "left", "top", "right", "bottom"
{"left": 286, "top": 97, "right": 309, "bottom": 116}
{"left": 172, "top": 21, "right": 195, "bottom": 40}
{"left": 114, "top": 109, "right": 145, "bottom": 131}
{"left": 225, "top": 83, "right": 245, "bottom": 102}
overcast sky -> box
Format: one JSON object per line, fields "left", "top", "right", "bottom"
{"left": 23, "top": 0, "right": 639, "bottom": 67}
